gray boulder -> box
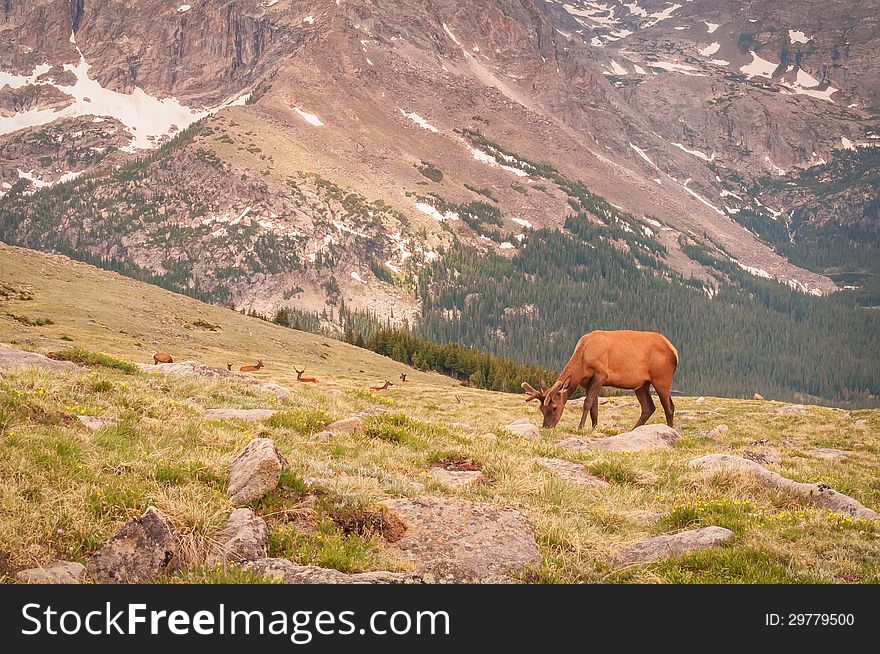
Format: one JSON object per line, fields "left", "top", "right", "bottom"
{"left": 204, "top": 408, "right": 275, "bottom": 421}
{"left": 16, "top": 561, "right": 87, "bottom": 584}
{"left": 324, "top": 417, "right": 364, "bottom": 435}
{"left": 243, "top": 558, "right": 421, "bottom": 584}
{"left": 505, "top": 420, "right": 540, "bottom": 440}
{"left": 427, "top": 467, "right": 485, "bottom": 488}
{"left": 86, "top": 507, "right": 177, "bottom": 583}
{"left": 537, "top": 458, "right": 609, "bottom": 488}
{"left": 612, "top": 526, "right": 734, "bottom": 566}
{"left": 0, "top": 346, "right": 78, "bottom": 372}
{"left": 227, "top": 438, "right": 289, "bottom": 505}
{"left": 209, "top": 508, "right": 269, "bottom": 563}
{"left": 690, "top": 454, "right": 880, "bottom": 522}
{"left": 775, "top": 404, "right": 807, "bottom": 416}
{"left": 381, "top": 497, "right": 541, "bottom": 582}
{"left": 559, "top": 424, "right": 679, "bottom": 452}
{"left": 77, "top": 415, "right": 117, "bottom": 431}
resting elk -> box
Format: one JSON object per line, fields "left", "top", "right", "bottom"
{"left": 370, "top": 380, "right": 393, "bottom": 391}
{"left": 226, "top": 363, "right": 233, "bottom": 371}
{"left": 522, "top": 330, "right": 678, "bottom": 430}
{"left": 295, "top": 368, "right": 319, "bottom": 383}
{"left": 399, "top": 373, "right": 407, "bottom": 382}
{"left": 153, "top": 351, "right": 173, "bottom": 365}
{"left": 240, "top": 360, "right": 264, "bottom": 372}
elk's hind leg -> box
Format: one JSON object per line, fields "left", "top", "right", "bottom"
{"left": 653, "top": 382, "right": 675, "bottom": 427}
{"left": 634, "top": 382, "right": 656, "bottom": 428}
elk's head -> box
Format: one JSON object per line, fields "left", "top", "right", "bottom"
{"left": 256, "top": 360, "right": 264, "bottom": 369}
{"left": 521, "top": 378, "right": 572, "bottom": 428}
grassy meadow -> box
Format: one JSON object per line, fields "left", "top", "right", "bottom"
{"left": 1, "top": 244, "right": 878, "bottom": 583}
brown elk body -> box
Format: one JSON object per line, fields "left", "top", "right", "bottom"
{"left": 240, "top": 360, "right": 264, "bottom": 372}
{"left": 153, "top": 351, "right": 173, "bottom": 365}
{"left": 295, "top": 368, "right": 319, "bottom": 383}
{"left": 370, "top": 380, "right": 393, "bottom": 391}
{"left": 522, "top": 330, "right": 678, "bottom": 430}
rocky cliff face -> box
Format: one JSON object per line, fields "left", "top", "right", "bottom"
{"left": 1, "top": 0, "right": 878, "bottom": 317}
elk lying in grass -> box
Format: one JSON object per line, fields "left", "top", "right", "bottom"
{"left": 295, "top": 367, "right": 319, "bottom": 383}
{"left": 240, "top": 360, "right": 264, "bottom": 372}
{"left": 226, "top": 363, "right": 232, "bottom": 371}
{"left": 153, "top": 351, "right": 173, "bottom": 365}
{"left": 370, "top": 380, "right": 393, "bottom": 391}
{"left": 399, "top": 373, "right": 407, "bottom": 382}
{"left": 522, "top": 330, "right": 678, "bottom": 430}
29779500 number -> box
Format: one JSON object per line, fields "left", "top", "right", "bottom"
{"left": 765, "top": 613, "right": 854, "bottom": 627}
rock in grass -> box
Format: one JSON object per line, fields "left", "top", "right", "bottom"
{"left": 137, "top": 360, "right": 237, "bottom": 378}
{"left": 243, "top": 559, "right": 421, "bottom": 584}
{"left": 809, "top": 448, "right": 849, "bottom": 460}
{"left": 209, "top": 508, "right": 269, "bottom": 564}
{"left": 204, "top": 408, "right": 276, "bottom": 421}
{"left": 559, "top": 424, "right": 679, "bottom": 453}
{"left": 537, "top": 458, "right": 609, "bottom": 488}
{"left": 227, "top": 438, "right": 289, "bottom": 505}
{"left": 0, "top": 346, "right": 79, "bottom": 372}
{"left": 427, "top": 467, "right": 485, "bottom": 488}
{"left": 775, "top": 404, "right": 806, "bottom": 416}
{"left": 16, "top": 561, "right": 87, "bottom": 584}
{"left": 708, "top": 424, "right": 729, "bottom": 438}
{"left": 381, "top": 497, "right": 541, "bottom": 582}
{"left": 505, "top": 420, "right": 540, "bottom": 440}
{"left": 86, "top": 507, "right": 176, "bottom": 583}
{"left": 324, "top": 416, "right": 364, "bottom": 435}
{"left": 690, "top": 454, "right": 880, "bottom": 522}
{"left": 612, "top": 526, "right": 734, "bottom": 566}
{"left": 77, "top": 415, "right": 117, "bottom": 431}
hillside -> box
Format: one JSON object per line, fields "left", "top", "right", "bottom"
{"left": 2, "top": 245, "right": 879, "bottom": 584}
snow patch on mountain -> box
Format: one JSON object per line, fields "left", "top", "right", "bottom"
{"left": 294, "top": 108, "right": 324, "bottom": 126}
{"left": 399, "top": 109, "right": 438, "bottom": 132}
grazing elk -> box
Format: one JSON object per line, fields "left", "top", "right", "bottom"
{"left": 399, "top": 373, "right": 407, "bottom": 382}
{"left": 522, "top": 330, "right": 678, "bottom": 430}
{"left": 370, "top": 380, "right": 393, "bottom": 391}
{"left": 240, "top": 360, "right": 264, "bottom": 372}
{"left": 295, "top": 367, "right": 319, "bottom": 383}
{"left": 153, "top": 351, "right": 173, "bottom": 365}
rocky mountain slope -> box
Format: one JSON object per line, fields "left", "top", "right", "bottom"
{"left": 1, "top": 2, "right": 878, "bottom": 388}
{"left": 2, "top": 244, "right": 878, "bottom": 584}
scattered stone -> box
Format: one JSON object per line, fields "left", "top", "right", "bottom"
{"left": 631, "top": 511, "right": 665, "bottom": 526}
{"left": 137, "top": 360, "right": 237, "bottom": 379}
{"left": 227, "top": 438, "right": 289, "bottom": 505}
{"left": 708, "top": 424, "right": 729, "bottom": 438}
{"left": 743, "top": 448, "right": 780, "bottom": 466}
{"left": 853, "top": 419, "right": 868, "bottom": 428}
{"left": 356, "top": 407, "right": 388, "bottom": 418}
{"left": 260, "top": 382, "right": 291, "bottom": 398}
{"left": 753, "top": 393, "right": 765, "bottom": 400}
{"left": 690, "top": 454, "right": 880, "bottom": 522}
{"left": 86, "top": 507, "right": 177, "bottom": 583}
{"left": 559, "top": 424, "right": 679, "bottom": 453}
{"left": 77, "top": 415, "right": 117, "bottom": 431}
{"left": 504, "top": 420, "right": 540, "bottom": 440}
{"left": 775, "top": 404, "right": 806, "bottom": 416}
{"left": 381, "top": 497, "right": 541, "bottom": 582}
{"left": 243, "top": 558, "right": 422, "bottom": 584}
{"left": 16, "top": 561, "right": 87, "bottom": 584}
{"left": 209, "top": 509, "right": 269, "bottom": 564}
{"left": 427, "top": 467, "right": 485, "bottom": 488}
{"left": 480, "top": 432, "right": 498, "bottom": 441}
{"left": 612, "top": 526, "right": 734, "bottom": 566}
{"left": 312, "top": 431, "right": 333, "bottom": 442}
{"left": 324, "top": 416, "right": 364, "bottom": 435}
{"left": 809, "top": 448, "right": 849, "bottom": 460}
{"left": 695, "top": 396, "right": 706, "bottom": 405}
{"left": 537, "top": 458, "right": 610, "bottom": 488}
{"left": 204, "top": 408, "right": 275, "bottom": 421}
{"left": 0, "top": 346, "right": 79, "bottom": 372}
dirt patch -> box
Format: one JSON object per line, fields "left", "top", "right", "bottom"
{"left": 332, "top": 508, "right": 407, "bottom": 543}
{"left": 434, "top": 456, "right": 481, "bottom": 472}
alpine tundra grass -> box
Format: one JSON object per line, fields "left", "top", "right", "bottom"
{"left": 1, "top": 245, "right": 878, "bottom": 584}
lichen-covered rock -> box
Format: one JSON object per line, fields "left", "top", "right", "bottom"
{"left": 227, "top": 438, "right": 288, "bottom": 505}
{"left": 77, "top": 415, "right": 117, "bottom": 431}
{"left": 708, "top": 424, "right": 729, "bottom": 438}
{"left": 381, "top": 497, "right": 541, "bottom": 582}
{"left": 243, "top": 558, "right": 422, "bottom": 584}
{"left": 86, "top": 506, "right": 177, "bottom": 583}
{"left": 537, "top": 458, "right": 609, "bottom": 488}
{"left": 16, "top": 561, "right": 87, "bottom": 584}
{"left": 209, "top": 508, "right": 269, "bottom": 563}
{"left": 324, "top": 417, "right": 364, "bottom": 434}
{"left": 559, "top": 424, "right": 679, "bottom": 452}
{"left": 427, "top": 467, "right": 485, "bottom": 488}
{"left": 809, "top": 448, "right": 849, "bottom": 460}
{"left": 612, "top": 526, "right": 734, "bottom": 566}
{"left": 690, "top": 454, "right": 880, "bottom": 522}
{"left": 137, "top": 360, "right": 236, "bottom": 379}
